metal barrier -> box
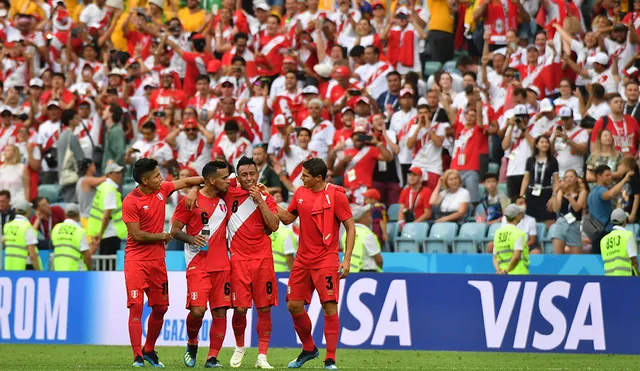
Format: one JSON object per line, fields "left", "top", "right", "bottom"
{"left": 91, "top": 255, "right": 118, "bottom": 271}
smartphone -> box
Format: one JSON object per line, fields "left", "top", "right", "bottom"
{"left": 514, "top": 71, "right": 521, "bottom": 81}
{"left": 359, "top": 134, "right": 373, "bottom": 142}
{"left": 154, "top": 111, "right": 166, "bottom": 118}
{"left": 349, "top": 90, "right": 362, "bottom": 96}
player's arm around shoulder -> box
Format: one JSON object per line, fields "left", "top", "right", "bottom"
{"left": 172, "top": 176, "right": 205, "bottom": 192}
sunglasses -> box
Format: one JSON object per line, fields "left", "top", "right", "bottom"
{"left": 185, "top": 128, "right": 198, "bottom": 132}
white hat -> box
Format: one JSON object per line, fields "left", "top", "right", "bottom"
{"left": 493, "top": 47, "right": 507, "bottom": 57}
{"left": 417, "top": 97, "right": 428, "bottom": 107}
{"left": 105, "top": 163, "right": 124, "bottom": 174}
{"left": 350, "top": 203, "right": 371, "bottom": 220}
{"left": 341, "top": 106, "right": 354, "bottom": 114}
{"left": 29, "top": 78, "right": 43, "bottom": 88}
{"left": 273, "top": 114, "right": 287, "bottom": 127}
{"left": 539, "top": 98, "right": 554, "bottom": 113}
{"left": 590, "top": 52, "right": 609, "bottom": 66}
{"left": 513, "top": 104, "right": 528, "bottom": 116}
{"left": 142, "top": 77, "right": 158, "bottom": 88}
{"left": 302, "top": 85, "right": 319, "bottom": 95}
{"left": 65, "top": 203, "right": 80, "bottom": 214}
{"left": 395, "top": 7, "right": 409, "bottom": 15}
{"left": 108, "top": 68, "right": 127, "bottom": 76}
{"left": 400, "top": 88, "right": 414, "bottom": 97}
{"left": 218, "top": 76, "right": 234, "bottom": 86}
{"left": 149, "top": 0, "right": 164, "bottom": 8}
{"left": 313, "top": 64, "right": 332, "bottom": 79}
{"left": 47, "top": 100, "right": 61, "bottom": 108}
{"left": 255, "top": 2, "right": 271, "bottom": 11}
{"left": 526, "top": 85, "right": 540, "bottom": 96}
{"left": 558, "top": 106, "right": 573, "bottom": 119}
{"left": 0, "top": 105, "right": 16, "bottom": 115}
{"left": 160, "top": 67, "right": 174, "bottom": 76}
{"left": 105, "top": 0, "right": 123, "bottom": 10}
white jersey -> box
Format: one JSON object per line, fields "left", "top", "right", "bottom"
{"left": 174, "top": 133, "right": 211, "bottom": 175}
{"left": 74, "top": 114, "right": 102, "bottom": 160}
{"left": 285, "top": 145, "right": 314, "bottom": 188}
{"left": 409, "top": 121, "right": 449, "bottom": 175}
{"left": 390, "top": 108, "right": 418, "bottom": 164}
{"left": 131, "top": 138, "right": 174, "bottom": 178}
{"left": 214, "top": 135, "right": 253, "bottom": 169}
{"left": 355, "top": 61, "right": 393, "bottom": 100}
{"left": 301, "top": 117, "right": 335, "bottom": 161}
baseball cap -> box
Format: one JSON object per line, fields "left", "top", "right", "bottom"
{"left": 526, "top": 44, "right": 539, "bottom": 52}
{"left": 142, "top": 77, "right": 158, "bottom": 88}
{"left": 350, "top": 203, "right": 371, "bottom": 220}
{"left": 417, "top": 97, "right": 428, "bottom": 107}
{"left": 356, "top": 96, "right": 371, "bottom": 106}
{"left": 313, "top": 64, "right": 332, "bottom": 79}
{"left": 594, "top": 52, "right": 609, "bottom": 66}
{"left": 149, "top": 0, "right": 164, "bottom": 8}
{"left": 341, "top": 106, "right": 354, "bottom": 114}
{"left": 0, "top": 106, "right": 15, "bottom": 115}
{"left": 108, "top": 68, "right": 127, "bottom": 76}
{"left": 273, "top": 114, "right": 287, "bottom": 127}
{"left": 48, "top": 100, "right": 61, "bottom": 108}
{"left": 29, "top": 77, "right": 44, "bottom": 88}
{"left": 513, "top": 104, "right": 528, "bottom": 116}
{"left": 395, "top": 7, "right": 409, "bottom": 17}
{"left": 183, "top": 118, "right": 198, "bottom": 129}
{"left": 526, "top": 85, "right": 540, "bottom": 96}
{"left": 65, "top": 203, "right": 80, "bottom": 214}
{"left": 105, "top": 0, "right": 123, "bottom": 10}
{"left": 362, "top": 188, "right": 381, "bottom": 201}
{"left": 400, "top": 88, "right": 413, "bottom": 97}
{"left": 408, "top": 167, "right": 423, "bottom": 177}
{"left": 334, "top": 66, "right": 351, "bottom": 78}
{"left": 105, "top": 163, "right": 124, "bottom": 174}
{"left": 255, "top": 2, "right": 271, "bottom": 11}
{"left": 190, "top": 33, "right": 205, "bottom": 41}
{"left": 160, "top": 67, "right": 174, "bottom": 76}
{"left": 558, "top": 106, "right": 573, "bottom": 119}
{"left": 611, "top": 208, "right": 629, "bottom": 225}
{"left": 283, "top": 56, "right": 296, "bottom": 65}
{"left": 539, "top": 98, "right": 554, "bottom": 113}
{"left": 219, "top": 76, "right": 234, "bottom": 86}
{"left": 504, "top": 204, "right": 522, "bottom": 219}
{"left": 207, "top": 59, "right": 221, "bottom": 73}
{"left": 302, "top": 85, "right": 319, "bottom": 95}
{"left": 13, "top": 199, "right": 32, "bottom": 213}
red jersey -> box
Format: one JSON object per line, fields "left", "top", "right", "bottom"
{"left": 591, "top": 115, "right": 640, "bottom": 156}
{"left": 451, "top": 124, "right": 485, "bottom": 171}
{"left": 398, "top": 186, "right": 433, "bottom": 219}
{"left": 41, "top": 89, "right": 75, "bottom": 107}
{"left": 224, "top": 186, "right": 277, "bottom": 261}
{"left": 122, "top": 181, "right": 175, "bottom": 261}
{"left": 149, "top": 88, "right": 188, "bottom": 111}
{"left": 172, "top": 192, "right": 230, "bottom": 272}
{"left": 182, "top": 52, "right": 216, "bottom": 97}
{"left": 343, "top": 146, "right": 381, "bottom": 190}
{"left": 127, "top": 30, "right": 153, "bottom": 60}
{"left": 287, "top": 186, "right": 351, "bottom": 269}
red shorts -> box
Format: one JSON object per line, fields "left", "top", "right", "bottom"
{"left": 286, "top": 265, "right": 340, "bottom": 305}
{"left": 209, "top": 270, "right": 232, "bottom": 309}
{"left": 186, "top": 251, "right": 211, "bottom": 309}
{"left": 124, "top": 259, "right": 169, "bottom": 308}
{"left": 231, "top": 258, "right": 278, "bottom": 309}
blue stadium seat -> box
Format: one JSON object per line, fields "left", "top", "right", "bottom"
{"left": 424, "top": 61, "right": 442, "bottom": 77}
{"left": 443, "top": 60, "right": 458, "bottom": 74}
{"left": 387, "top": 203, "right": 401, "bottom": 222}
{"left": 123, "top": 183, "right": 137, "bottom": 198}
{"left": 484, "top": 223, "right": 502, "bottom": 252}
{"left": 51, "top": 202, "right": 67, "bottom": 211}
{"left": 478, "top": 184, "right": 486, "bottom": 197}
{"left": 536, "top": 223, "right": 547, "bottom": 250}
{"left": 394, "top": 222, "right": 429, "bottom": 253}
{"left": 453, "top": 223, "right": 487, "bottom": 254}
{"left": 497, "top": 183, "right": 507, "bottom": 196}
{"left": 424, "top": 222, "right": 458, "bottom": 253}
{"left": 625, "top": 224, "right": 638, "bottom": 235}
{"left": 385, "top": 222, "right": 398, "bottom": 252}
{"left": 38, "top": 184, "right": 60, "bottom": 203}
{"left": 544, "top": 223, "right": 557, "bottom": 254}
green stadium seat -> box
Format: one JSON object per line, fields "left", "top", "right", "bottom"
{"left": 488, "top": 162, "right": 500, "bottom": 174}
{"left": 387, "top": 203, "right": 401, "bottom": 222}
{"left": 484, "top": 223, "right": 502, "bottom": 252}
{"left": 453, "top": 223, "right": 487, "bottom": 254}
{"left": 395, "top": 222, "right": 429, "bottom": 253}
{"left": 424, "top": 61, "right": 442, "bottom": 77}
{"left": 122, "top": 183, "right": 136, "bottom": 198}
{"left": 497, "top": 183, "right": 507, "bottom": 196}
{"left": 443, "top": 60, "right": 458, "bottom": 74}
{"left": 424, "top": 222, "right": 458, "bottom": 253}
{"left": 38, "top": 184, "right": 60, "bottom": 203}
{"left": 536, "top": 223, "right": 547, "bottom": 250}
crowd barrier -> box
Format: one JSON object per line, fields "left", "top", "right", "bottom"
{"left": 0, "top": 272, "right": 634, "bottom": 354}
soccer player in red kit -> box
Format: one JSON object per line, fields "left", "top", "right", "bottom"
{"left": 122, "top": 158, "right": 204, "bottom": 368}
{"left": 170, "top": 161, "right": 232, "bottom": 369}
{"left": 226, "top": 157, "right": 280, "bottom": 369}
{"left": 277, "top": 158, "right": 355, "bottom": 370}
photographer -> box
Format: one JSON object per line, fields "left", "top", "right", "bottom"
{"left": 502, "top": 104, "right": 535, "bottom": 199}
{"left": 552, "top": 107, "right": 588, "bottom": 177}
{"left": 333, "top": 122, "right": 393, "bottom": 204}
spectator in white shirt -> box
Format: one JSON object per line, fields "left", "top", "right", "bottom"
{"left": 552, "top": 107, "right": 589, "bottom": 177}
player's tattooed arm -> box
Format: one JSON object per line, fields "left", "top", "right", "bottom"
{"left": 126, "top": 222, "right": 172, "bottom": 243}
{"left": 173, "top": 176, "right": 206, "bottom": 192}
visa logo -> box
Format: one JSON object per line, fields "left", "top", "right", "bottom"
{"left": 469, "top": 280, "right": 605, "bottom": 351}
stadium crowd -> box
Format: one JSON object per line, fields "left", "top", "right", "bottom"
{"left": 1, "top": 0, "right": 640, "bottom": 265}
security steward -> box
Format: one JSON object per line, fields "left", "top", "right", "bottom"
{"left": 493, "top": 204, "right": 529, "bottom": 275}
{"left": 600, "top": 208, "right": 638, "bottom": 276}
{"left": 3, "top": 199, "right": 41, "bottom": 271}
{"left": 52, "top": 203, "right": 95, "bottom": 271}
{"left": 270, "top": 221, "right": 297, "bottom": 272}
{"left": 341, "top": 204, "right": 383, "bottom": 272}
{"left": 87, "top": 163, "right": 127, "bottom": 256}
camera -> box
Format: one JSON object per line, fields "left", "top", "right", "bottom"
{"left": 358, "top": 134, "right": 373, "bottom": 142}
{"left": 464, "top": 84, "right": 474, "bottom": 94}
{"left": 154, "top": 111, "right": 166, "bottom": 118}
{"left": 349, "top": 89, "right": 361, "bottom": 96}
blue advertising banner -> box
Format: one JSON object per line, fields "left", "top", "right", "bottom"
{"left": 0, "top": 272, "right": 634, "bottom": 354}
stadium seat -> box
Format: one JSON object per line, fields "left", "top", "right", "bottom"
{"left": 387, "top": 203, "right": 401, "bottom": 222}
{"left": 484, "top": 223, "right": 502, "bottom": 252}
{"left": 536, "top": 223, "right": 547, "bottom": 250}
{"left": 488, "top": 162, "right": 500, "bottom": 174}
{"left": 443, "top": 60, "right": 458, "bottom": 74}
{"left": 122, "top": 182, "right": 137, "bottom": 198}
{"left": 51, "top": 202, "right": 67, "bottom": 211}
{"left": 453, "top": 223, "right": 487, "bottom": 253}
{"left": 424, "top": 61, "right": 442, "bottom": 77}
{"left": 478, "top": 184, "right": 486, "bottom": 197}
{"left": 38, "top": 184, "right": 60, "bottom": 203}
{"left": 543, "top": 223, "right": 557, "bottom": 254}
{"left": 385, "top": 222, "right": 398, "bottom": 252}
{"left": 625, "top": 224, "right": 639, "bottom": 235}
{"left": 497, "top": 183, "right": 507, "bottom": 196}
{"left": 424, "top": 222, "right": 458, "bottom": 253}
{"left": 395, "top": 222, "right": 429, "bottom": 253}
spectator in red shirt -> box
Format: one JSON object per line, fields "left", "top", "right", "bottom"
{"left": 221, "top": 32, "right": 257, "bottom": 78}
{"left": 122, "top": 10, "right": 160, "bottom": 60}
{"left": 40, "top": 72, "right": 75, "bottom": 109}
{"left": 165, "top": 32, "right": 216, "bottom": 97}
{"left": 397, "top": 167, "right": 433, "bottom": 228}
{"left": 30, "top": 196, "right": 65, "bottom": 250}
{"left": 149, "top": 69, "right": 188, "bottom": 114}
{"left": 590, "top": 93, "right": 640, "bottom": 157}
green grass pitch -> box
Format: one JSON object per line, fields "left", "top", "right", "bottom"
{"left": 0, "top": 345, "right": 637, "bottom": 370}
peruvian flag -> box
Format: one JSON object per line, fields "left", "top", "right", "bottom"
{"left": 535, "top": 0, "right": 583, "bottom": 39}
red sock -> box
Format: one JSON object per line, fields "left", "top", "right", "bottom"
{"left": 257, "top": 311, "right": 272, "bottom": 355}
{"left": 208, "top": 317, "right": 227, "bottom": 358}
{"left": 232, "top": 311, "right": 246, "bottom": 348}
{"left": 144, "top": 305, "right": 168, "bottom": 353}
{"left": 186, "top": 312, "right": 203, "bottom": 344}
{"left": 324, "top": 314, "right": 340, "bottom": 361}
{"left": 128, "top": 304, "right": 143, "bottom": 358}
{"left": 291, "top": 311, "right": 315, "bottom": 352}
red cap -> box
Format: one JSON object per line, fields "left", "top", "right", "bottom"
{"left": 334, "top": 66, "right": 350, "bottom": 78}
{"left": 362, "top": 188, "right": 381, "bottom": 201}
{"left": 191, "top": 33, "right": 205, "bottom": 40}
{"left": 408, "top": 167, "right": 423, "bottom": 177}
{"left": 283, "top": 56, "right": 296, "bottom": 64}
{"left": 207, "top": 59, "right": 221, "bottom": 73}
{"left": 372, "top": 1, "right": 385, "bottom": 8}
{"left": 183, "top": 118, "right": 198, "bottom": 129}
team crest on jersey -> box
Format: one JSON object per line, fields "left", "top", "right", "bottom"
{"left": 130, "top": 290, "right": 139, "bottom": 299}
{"left": 298, "top": 198, "right": 303, "bottom": 204}
{"left": 232, "top": 293, "right": 237, "bottom": 301}
{"left": 287, "top": 286, "right": 292, "bottom": 294}
{"left": 191, "top": 292, "right": 198, "bottom": 300}
{"left": 157, "top": 193, "right": 164, "bottom": 201}
{"left": 220, "top": 203, "right": 227, "bottom": 212}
